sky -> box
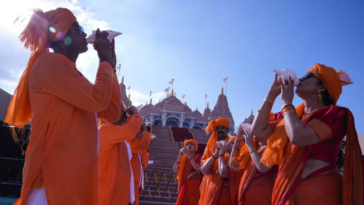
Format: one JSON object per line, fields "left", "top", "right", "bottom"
{"left": 0, "top": 0, "right": 363, "bottom": 133}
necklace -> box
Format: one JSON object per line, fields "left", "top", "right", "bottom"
{"left": 302, "top": 106, "right": 325, "bottom": 121}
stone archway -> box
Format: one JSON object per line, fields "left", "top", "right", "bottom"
{"left": 165, "top": 114, "right": 180, "bottom": 127}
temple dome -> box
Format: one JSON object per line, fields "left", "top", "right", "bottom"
{"left": 139, "top": 103, "right": 154, "bottom": 117}
{"left": 208, "top": 93, "right": 235, "bottom": 131}
{"left": 162, "top": 96, "right": 186, "bottom": 113}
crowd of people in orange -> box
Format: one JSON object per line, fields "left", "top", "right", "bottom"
{"left": 4, "top": 7, "right": 363, "bottom": 205}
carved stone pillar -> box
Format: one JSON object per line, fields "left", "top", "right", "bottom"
{"left": 190, "top": 119, "right": 196, "bottom": 129}
{"left": 161, "top": 112, "right": 167, "bottom": 126}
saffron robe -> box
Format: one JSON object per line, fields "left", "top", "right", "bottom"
{"left": 98, "top": 114, "right": 142, "bottom": 205}
{"left": 14, "top": 53, "right": 121, "bottom": 205}
{"left": 128, "top": 131, "right": 152, "bottom": 205}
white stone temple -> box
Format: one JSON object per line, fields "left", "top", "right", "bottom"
{"left": 120, "top": 78, "right": 235, "bottom": 132}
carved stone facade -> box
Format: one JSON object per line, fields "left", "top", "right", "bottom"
{"left": 139, "top": 96, "right": 208, "bottom": 130}
{"left": 121, "top": 82, "right": 235, "bottom": 131}
{"left": 208, "top": 94, "right": 235, "bottom": 132}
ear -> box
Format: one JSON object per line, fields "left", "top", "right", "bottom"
{"left": 318, "top": 85, "right": 326, "bottom": 93}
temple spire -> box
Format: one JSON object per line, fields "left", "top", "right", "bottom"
{"left": 128, "top": 94, "right": 130, "bottom": 100}
{"left": 221, "top": 87, "right": 224, "bottom": 95}
{"left": 121, "top": 76, "right": 124, "bottom": 84}
{"left": 150, "top": 98, "right": 152, "bottom": 104}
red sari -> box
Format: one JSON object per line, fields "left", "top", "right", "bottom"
{"left": 269, "top": 105, "right": 364, "bottom": 205}
{"left": 176, "top": 154, "right": 202, "bottom": 205}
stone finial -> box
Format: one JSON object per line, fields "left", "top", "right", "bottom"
{"left": 207, "top": 102, "right": 209, "bottom": 108}
{"left": 150, "top": 98, "right": 152, "bottom": 104}
{"left": 221, "top": 87, "right": 224, "bottom": 95}
{"left": 121, "top": 76, "right": 124, "bottom": 84}
{"left": 251, "top": 110, "right": 253, "bottom": 115}
{"left": 128, "top": 94, "right": 130, "bottom": 100}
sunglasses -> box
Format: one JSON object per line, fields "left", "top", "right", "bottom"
{"left": 301, "top": 70, "right": 319, "bottom": 80}
{"left": 70, "top": 26, "right": 85, "bottom": 35}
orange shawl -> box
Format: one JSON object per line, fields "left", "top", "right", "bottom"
{"left": 232, "top": 112, "right": 274, "bottom": 169}
{"left": 5, "top": 8, "right": 76, "bottom": 127}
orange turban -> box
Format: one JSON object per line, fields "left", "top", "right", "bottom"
{"left": 205, "top": 118, "right": 230, "bottom": 133}
{"left": 306, "top": 63, "right": 353, "bottom": 105}
{"left": 5, "top": 8, "right": 76, "bottom": 127}
{"left": 184, "top": 139, "right": 198, "bottom": 152}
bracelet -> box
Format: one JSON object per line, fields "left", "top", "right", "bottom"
{"left": 212, "top": 155, "right": 218, "bottom": 159}
{"left": 249, "top": 149, "right": 256, "bottom": 154}
{"left": 264, "top": 98, "right": 274, "bottom": 104}
{"left": 282, "top": 104, "right": 296, "bottom": 116}
{"left": 176, "top": 161, "right": 181, "bottom": 164}
{"left": 219, "top": 154, "right": 225, "bottom": 158}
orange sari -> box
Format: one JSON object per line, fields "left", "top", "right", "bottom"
{"left": 176, "top": 154, "right": 202, "bottom": 205}
{"left": 237, "top": 148, "right": 277, "bottom": 205}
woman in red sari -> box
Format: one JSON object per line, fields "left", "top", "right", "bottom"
{"left": 252, "top": 63, "right": 363, "bottom": 205}
{"left": 174, "top": 139, "right": 202, "bottom": 205}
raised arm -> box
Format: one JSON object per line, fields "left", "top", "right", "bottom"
{"left": 280, "top": 79, "right": 321, "bottom": 146}
{"left": 244, "top": 129, "right": 272, "bottom": 173}
{"left": 97, "top": 73, "right": 121, "bottom": 122}
{"left": 218, "top": 145, "right": 229, "bottom": 178}
{"left": 200, "top": 148, "right": 220, "bottom": 176}
{"left": 190, "top": 156, "right": 201, "bottom": 172}
{"left": 251, "top": 74, "right": 281, "bottom": 139}
{"left": 101, "top": 114, "right": 142, "bottom": 145}
{"left": 130, "top": 131, "right": 152, "bottom": 153}
{"left": 173, "top": 148, "right": 184, "bottom": 173}
{"left": 35, "top": 55, "right": 115, "bottom": 113}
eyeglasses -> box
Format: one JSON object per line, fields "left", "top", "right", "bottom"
{"left": 70, "top": 26, "right": 85, "bottom": 35}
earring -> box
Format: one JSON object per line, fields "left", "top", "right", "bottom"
{"left": 318, "top": 91, "right": 322, "bottom": 103}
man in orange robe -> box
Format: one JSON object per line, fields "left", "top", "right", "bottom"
{"left": 98, "top": 105, "right": 142, "bottom": 205}
{"left": 199, "top": 118, "right": 235, "bottom": 205}
{"left": 5, "top": 8, "right": 120, "bottom": 205}
{"left": 128, "top": 124, "right": 152, "bottom": 205}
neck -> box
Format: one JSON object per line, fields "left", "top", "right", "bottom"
{"left": 303, "top": 95, "right": 325, "bottom": 113}
{"left": 54, "top": 49, "right": 79, "bottom": 63}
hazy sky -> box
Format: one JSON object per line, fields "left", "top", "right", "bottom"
{"left": 0, "top": 0, "right": 363, "bottom": 133}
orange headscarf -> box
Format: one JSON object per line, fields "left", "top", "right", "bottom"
{"left": 201, "top": 118, "right": 233, "bottom": 171}
{"left": 4, "top": 8, "right": 76, "bottom": 127}
{"left": 177, "top": 139, "right": 199, "bottom": 181}
{"left": 261, "top": 63, "right": 353, "bottom": 167}
{"left": 231, "top": 112, "right": 275, "bottom": 169}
